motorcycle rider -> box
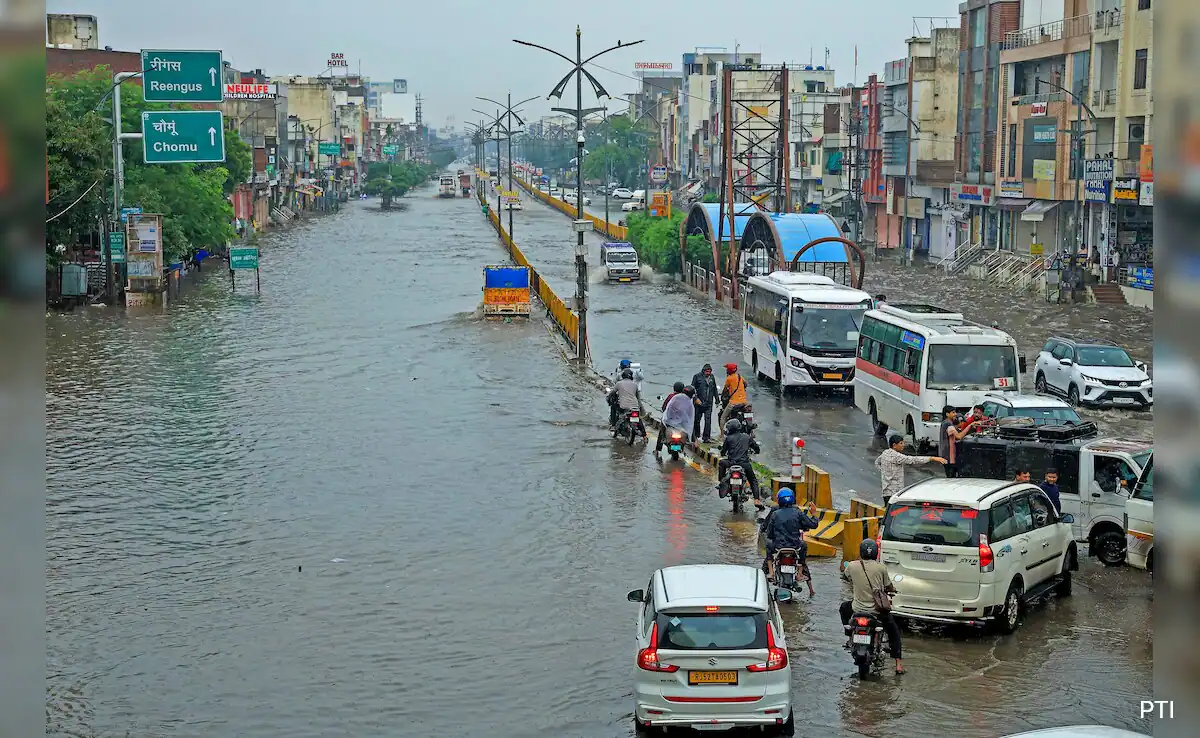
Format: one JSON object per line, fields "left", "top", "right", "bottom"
{"left": 662, "top": 381, "right": 685, "bottom": 411}
{"left": 655, "top": 386, "right": 696, "bottom": 458}
{"left": 761, "top": 488, "right": 819, "bottom": 594}
{"left": 718, "top": 419, "right": 762, "bottom": 505}
{"left": 609, "top": 360, "right": 644, "bottom": 426}
{"left": 718, "top": 363, "right": 750, "bottom": 433}
{"left": 608, "top": 368, "right": 643, "bottom": 429}
{"left": 840, "top": 539, "right": 904, "bottom": 675}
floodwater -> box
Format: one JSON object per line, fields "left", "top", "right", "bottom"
{"left": 47, "top": 181, "right": 1151, "bottom": 738}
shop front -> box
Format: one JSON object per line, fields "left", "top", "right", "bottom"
{"left": 949, "top": 183, "right": 996, "bottom": 250}
{"left": 1112, "top": 176, "right": 1151, "bottom": 278}
{"left": 1083, "top": 158, "right": 1115, "bottom": 280}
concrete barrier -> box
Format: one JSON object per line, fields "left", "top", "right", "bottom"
{"left": 849, "top": 498, "right": 886, "bottom": 519}
{"left": 802, "top": 465, "right": 833, "bottom": 510}
{"left": 840, "top": 516, "right": 882, "bottom": 562}
{"left": 809, "top": 510, "right": 847, "bottom": 546}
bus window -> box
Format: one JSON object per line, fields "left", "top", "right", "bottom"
{"left": 926, "top": 345, "right": 1019, "bottom": 390}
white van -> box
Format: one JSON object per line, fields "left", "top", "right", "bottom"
{"left": 1124, "top": 454, "right": 1153, "bottom": 572}
{"left": 600, "top": 242, "right": 640, "bottom": 282}
{"left": 882, "top": 477, "right": 1078, "bottom": 634}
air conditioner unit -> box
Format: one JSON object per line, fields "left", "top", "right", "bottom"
{"left": 1128, "top": 123, "right": 1145, "bottom": 140}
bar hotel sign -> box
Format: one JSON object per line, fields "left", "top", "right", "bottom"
{"left": 951, "top": 183, "right": 995, "bottom": 206}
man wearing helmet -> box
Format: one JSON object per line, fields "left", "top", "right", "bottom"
{"left": 718, "top": 418, "right": 762, "bottom": 504}
{"left": 718, "top": 363, "right": 749, "bottom": 433}
{"left": 840, "top": 539, "right": 904, "bottom": 674}
{"left": 608, "top": 368, "right": 643, "bottom": 427}
{"left": 761, "top": 488, "right": 819, "bottom": 592}
{"left": 655, "top": 385, "right": 696, "bottom": 458}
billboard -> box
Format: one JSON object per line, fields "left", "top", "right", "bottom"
{"left": 635, "top": 62, "right": 673, "bottom": 70}
{"left": 393, "top": 79, "right": 407, "bottom": 94}
{"left": 225, "top": 83, "right": 277, "bottom": 99}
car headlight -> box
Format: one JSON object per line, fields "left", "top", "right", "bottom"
{"left": 1081, "top": 374, "right": 1100, "bottom": 384}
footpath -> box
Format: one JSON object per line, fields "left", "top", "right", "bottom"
{"left": 475, "top": 170, "right": 886, "bottom": 561}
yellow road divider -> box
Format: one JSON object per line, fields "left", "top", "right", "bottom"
{"left": 840, "top": 516, "right": 883, "bottom": 562}
{"left": 849, "top": 498, "right": 886, "bottom": 519}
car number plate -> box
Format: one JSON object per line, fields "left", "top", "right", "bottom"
{"left": 822, "top": 372, "right": 841, "bottom": 380}
{"left": 1112, "top": 397, "right": 1136, "bottom": 404}
{"left": 688, "top": 670, "right": 738, "bottom": 685}
{"left": 619, "top": 278, "right": 631, "bottom": 282}
{"left": 911, "top": 552, "right": 946, "bottom": 562}
{"left": 780, "top": 565, "right": 797, "bottom": 573}
{"left": 852, "top": 634, "right": 872, "bottom": 644}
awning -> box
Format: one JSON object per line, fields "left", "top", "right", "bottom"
{"left": 822, "top": 190, "right": 849, "bottom": 205}
{"left": 996, "top": 198, "right": 1031, "bottom": 210}
{"left": 1021, "top": 200, "right": 1060, "bottom": 222}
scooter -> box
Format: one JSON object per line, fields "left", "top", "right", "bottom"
{"left": 614, "top": 408, "right": 647, "bottom": 446}
{"left": 718, "top": 464, "right": 750, "bottom": 512}
{"left": 665, "top": 429, "right": 685, "bottom": 460}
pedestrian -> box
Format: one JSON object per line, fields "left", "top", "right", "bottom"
{"left": 691, "top": 363, "right": 718, "bottom": 442}
{"left": 1039, "top": 469, "right": 1062, "bottom": 514}
{"left": 718, "top": 363, "right": 749, "bottom": 432}
{"left": 939, "top": 405, "right": 981, "bottom": 478}
{"left": 876, "top": 434, "right": 947, "bottom": 505}
{"left": 1014, "top": 469, "right": 1032, "bottom": 483}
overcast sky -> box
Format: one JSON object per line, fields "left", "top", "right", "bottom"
{"left": 49, "top": 0, "right": 961, "bottom": 128}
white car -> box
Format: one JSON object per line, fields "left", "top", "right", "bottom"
{"left": 612, "top": 187, "right": 634, "bottom": 199}
{"left": 882, "top": 477, "right": 1078, "bottom": 634}
{"left": 563, "top": 193, "right": 591, "bottom": 206}
{"left": 622, "top": 199, "right": 644, "bottom": 212}
{"left": 998, "top": 728, "right": 1148, "bottom": 738}
{"left": 627, "top": 564, "right": 793, "bottom": 734}
{"left": 977, "top": 391, "right": 1084, "bottom": 426}
{"left": 1034, "top": 337, "right": 1152, "bottom": 408}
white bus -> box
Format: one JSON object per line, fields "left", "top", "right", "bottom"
{"left": 853, "top": 303, "right": 1025, "bottom": 449}
{"left": 741, "top": 272, "right": 873, "bottom": 389}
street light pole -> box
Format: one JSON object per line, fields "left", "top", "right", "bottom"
{"left": 514, "top": 27, "right": 644, "bottom": 362}
{"left": 477, "top": 93, "right": 537, "bottom": 244}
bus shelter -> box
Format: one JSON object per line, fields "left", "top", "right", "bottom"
{"left": 740, "top": 212, "right": 866, "bottom": 289}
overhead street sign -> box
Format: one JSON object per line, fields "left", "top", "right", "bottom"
{"left": 318, "top": 142, "right": 340, "bottom": 155}
{"left": 142, "top": 111, "right": 226, "bottom": 164}
{"left": 141, "top": 49, "right": 224, "bottom": 103}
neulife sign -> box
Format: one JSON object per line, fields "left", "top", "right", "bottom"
{"left": 224, "top": 83, "right": 276, "bottom": 99}
{"left": 141, "top": 49, "right": 224, "bottom": 103}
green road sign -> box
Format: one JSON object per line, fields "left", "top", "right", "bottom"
{"left": 106, "top": 232, "right": 126, "bottom": 263}
{"left": 141, "top": 49, "right": 224, "bottom": 103}
{"left": 142, "top": 111, "right": 226, "bottom": 164}
{"left": 229, "top": 246, "right": 259, "bottom": 270}
{"left": 318, "top": 142, "right": 340, "bottom": 155}
{"left": 383, "top": 145, "right": 399, "bottom": 156}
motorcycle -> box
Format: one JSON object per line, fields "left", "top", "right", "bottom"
{"left": 614, "top": 408, "right": 647, "bottom": 446}
{"left": 718, "top": 464, "right": 750, "bottom": 512}
{"left": 845, "top": 611, "right": 888, "bottom": 679}
{"left": 770, "top": 546, "right": 813, "bottom": 595}
{"left": 727, "top": 403, "right": 757, "bottom": 435}
{"left": 665, "top": 429, "right": 685, "bottom": 460}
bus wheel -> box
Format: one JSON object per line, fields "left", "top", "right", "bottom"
{"left": 869, "top": 402, "right": 887, "bottom": 437}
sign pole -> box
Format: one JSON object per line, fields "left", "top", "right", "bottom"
{"left": 256, "top": 266, "right": 261, "bottom": 294}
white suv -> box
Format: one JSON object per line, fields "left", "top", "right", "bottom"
{"left": 1034, "top": 337, "right": 1152, "bottom": 408}
{"left": 627, "top": 564, "right": 793, "bottom": 734}
{"left": 881, "top": 478, "right": 1078, "bottom": 634}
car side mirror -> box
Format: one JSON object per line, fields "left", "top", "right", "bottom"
{"left": 774, "top": 588, "right": 793, "bottom": 603}
{"left": 1135, "top": 361, "right": 1147, "bottom": 372}
{"left": 627, "top": 589, "right": 645, "bottom": 603}
{"left": 1019, "top": 355, "right": 1027, "bottom": 374}
{"left": 1060, "top": 513, "right": 1075, "bottom": 524}
{"left": 1059, "top": 358, "right": 1073, "bottom": 366}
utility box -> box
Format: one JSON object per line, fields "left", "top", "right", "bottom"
{"left": 60, "top": 264, "right": 87, "bottom": 297}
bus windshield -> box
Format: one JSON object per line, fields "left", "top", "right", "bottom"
{"left": 790, "top": 302, "right": 868, "bottom": 353}
{"left": 926, "top": 344, "right": 1019, "bottom": 390}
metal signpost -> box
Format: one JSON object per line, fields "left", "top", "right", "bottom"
{"left": 141, "top": 50, "right": 224, "bottom": 103}
{"left": 229, "top": 246, "right": 261, "bottom": 293}
{"left": 142, "top": 111, "right": 227, "bottom": 164}
{"left": 105, "top": 232, "right": 126, "bottom": 263}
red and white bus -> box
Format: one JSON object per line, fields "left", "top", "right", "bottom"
{"left": 853, "top": 303, "right": 1025, "bottom": 450}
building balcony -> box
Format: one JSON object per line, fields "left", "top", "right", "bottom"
{"left": 915, "top": 159, "right": 956, "bottom": 188}
{"left": 1091, "top": 88, "right": 1118, "bottom": 114}
{"left": 1093, "top": 7, "right": 1122, "bottom": 42}
{"left": 881, "top": 115, "right": 910, "bottom": 134}
{"left": 1003, "top": 14, "right": 1091, "bottom": 51}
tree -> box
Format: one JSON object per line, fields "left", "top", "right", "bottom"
{"left": 364, "top": 160, "right": 435, "bottom": 209}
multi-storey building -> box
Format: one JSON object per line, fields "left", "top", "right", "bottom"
{"left": 787, "top": 66, "right": 841, "bottom": 212}
{"left": 678, "top": 48, "right": 761, "bottom": 184}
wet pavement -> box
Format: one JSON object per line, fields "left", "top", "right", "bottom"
{"left": 47, "top": 181, "right": 1151, "bottom": 738}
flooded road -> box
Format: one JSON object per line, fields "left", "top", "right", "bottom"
{"left": 47, "top": 184, "right": 1151, "bottom": 738}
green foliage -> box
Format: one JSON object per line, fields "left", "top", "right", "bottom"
{"left": 623, "top": 211, "right": 714, "bottom": 275}
{"left": 46, "top": 68, "right": 249, "bottom": 262}
{"left": 364, "top": 159, "right": 436, "bottom": 208}
{"left": 702, "top": 193, "right": 720, "bottom": 203}
{"left": 582, "top": 116, "right": 657, "bottom": 187}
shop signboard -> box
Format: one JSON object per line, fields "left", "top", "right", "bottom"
{"left": 1033, "top": 159, "right": 1056, "bottom": 181}
{"left": 1128, "top": 266, "right": 1153, "bottom": 290}
{"left": 1113, "top": 177, "right": 1140, "bottom": 203}
{"left": 1032, "top": 124, "right": 1057, "bottom": 143}
{"left": 1084, "top": 158, "right": 1114, "bottom": 202}
{"left": 999, "top": 180, "right": 1024, "bottom": 198}
{"left": 1030, "top": 101, "right": 1048, "bottom": 117}
{"left": 1139, "top": 181, "right": 1154, "bottom": 206}
{"left": 950, "top": 183, "right": 994, "bottom": 206}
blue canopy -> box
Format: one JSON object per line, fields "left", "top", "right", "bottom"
{"left": 751, "top": 213, "right": 848, "bottom": 263}
{"left": 692, "top": 202, "right": 757, "bottom": 239}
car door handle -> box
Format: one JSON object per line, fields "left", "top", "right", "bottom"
{"left": 1091, "top": 493, "right": 1102, "bottom": 498}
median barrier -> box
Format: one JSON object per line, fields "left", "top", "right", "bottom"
{"left": 512, "top": 176, "right": 628, "bottom": 241}
{"left": 849, "top": 498, "right": 886, "bottom": 519}
{"left": 802, "top": 464, "right": 833, "bottom": 510}
{"left": 840, "top": 516, "right": 882, "bottom": 563}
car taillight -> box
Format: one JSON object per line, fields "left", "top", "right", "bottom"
{"left": 636, "top": 623, "right": 679, "bottom": 673}
{"left": 747, "top": 623, "right": 788, "bottom": 672}
{"left": 875, "top": 530, "right": 883, "bottom": 557}
{"left": 979, "top": 534, "right": 995, "bottom": 572}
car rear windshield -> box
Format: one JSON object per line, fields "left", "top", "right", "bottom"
{"left": 655, "top": 612, "right": 767, "bottom": 650}
{"left": 1012, "top": 406, "right": 1082, "bottom": 425}
{"left": 883, "top": 503, "right": 981, "bottom": 547}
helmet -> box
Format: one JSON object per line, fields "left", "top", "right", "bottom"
{"left": 619, "top": 359, "right": 631, "bottom": 369}
{"left": 682, "top": 385, "right": 695, "bottom": 397}
{"left": 621, "top": 369, "right": 634, "bottom": 379}
{"left": 673, "top": 381, "right": 685, "bottom": 393}
{"left": 777, "top": 488, "right": 796, "bottom": 506}
{"left": 724, "top": 419, "right": 742, "bottom": 435}
{"left": 859, "top": 539, "right": 879, "bottom": 561}
{"left": 724, "top": 362, "right": 738, "bottom": 375}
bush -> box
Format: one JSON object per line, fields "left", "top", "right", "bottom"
{"left": 625, "top": 212, "right": 713, "bottom": 274}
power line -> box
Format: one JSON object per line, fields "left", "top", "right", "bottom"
{"left": 45, "top": 179, "right": 101, "bottom": 223}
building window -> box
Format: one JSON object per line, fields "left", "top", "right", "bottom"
{"left": 1138, "top": 0, "right": 1151, "bottom": 10}
{"left": 1133, "top": 49, "right": 1148, "bottom": 89}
